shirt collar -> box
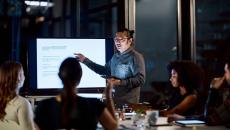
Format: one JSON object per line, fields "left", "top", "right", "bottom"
{"left": 117, "top": 47, "right": 133, "bottom": 55}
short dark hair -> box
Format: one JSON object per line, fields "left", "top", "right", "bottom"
{"left": 118, "top": 28, "right": 135, "bottom": 38}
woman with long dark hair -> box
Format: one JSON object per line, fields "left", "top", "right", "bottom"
{"left": 34, "top": 57, "right": 118, "bottom": 130}
{"left": 0, "top": 61, "right": 35, "bottom": 130}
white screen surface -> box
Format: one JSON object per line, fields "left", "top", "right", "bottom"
{"left": 77, "top": 93, "right": 103, "bottom": 99}
{"left": 175, "top": 120, "right": 205, "bottom": 126}
{"left": 176, "top": 120, "right": 205, "bottom": 124}
{"left": 36, "top": 38, "right": 106, "bottom": 89}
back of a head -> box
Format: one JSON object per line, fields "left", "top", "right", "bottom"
{"left": 59, "top": 57, "right": 82, "bottom": 88}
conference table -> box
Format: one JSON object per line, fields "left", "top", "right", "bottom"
{"left": 98, "top": 117, "right": 229, "bottom": 130}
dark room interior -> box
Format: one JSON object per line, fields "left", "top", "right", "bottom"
{"left": 0, "top": 0, "right": 230, "bottom": 129}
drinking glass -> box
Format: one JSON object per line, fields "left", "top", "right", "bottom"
{"left": 132, "top": 113, "right": 145, "bottom": 128}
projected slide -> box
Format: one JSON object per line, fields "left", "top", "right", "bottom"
{"left": 36, "top": 38, "right": 106, "bottom": 89}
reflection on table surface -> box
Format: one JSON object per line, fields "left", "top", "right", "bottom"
{"left": 97, "top": 117, "right": 230, "bottom": 130}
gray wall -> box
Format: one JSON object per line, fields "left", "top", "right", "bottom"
{"left": 135, "top": 0, "right": 178, "bottom": 90}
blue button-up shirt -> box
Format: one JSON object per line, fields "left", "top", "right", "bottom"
{"left": 83, "top": 47, "right": 145, "bottom": 104}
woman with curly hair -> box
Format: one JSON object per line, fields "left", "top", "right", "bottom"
{"left": 160, "top": 60, "right": 205, "bottom": 116}
{"left": 168, "top": 59, "right": 230, "bottom": 126}
{"left": 0, "top": 61, "right": 35, "bottom": 130}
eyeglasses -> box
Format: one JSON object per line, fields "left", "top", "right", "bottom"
{"left": 114, "top": 37, "right": 129, "bottom": 43}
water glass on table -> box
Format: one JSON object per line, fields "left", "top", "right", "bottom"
{"left": 132, "top": 113, "right": 145, "bottom": 128}
{"left": 145, "top": 110, "right": 159, "bottom": 126}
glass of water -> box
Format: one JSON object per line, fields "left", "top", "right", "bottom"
{"left": 132, "top": 113, "right": 145, "bottom": 128}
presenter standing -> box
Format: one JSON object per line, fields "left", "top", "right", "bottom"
{"left": 74, "top": 28, "right": 145, "bottom": 104}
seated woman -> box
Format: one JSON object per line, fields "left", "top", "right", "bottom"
{"left": 34, "top": 57, "right": 118, "bottom": 130}
{"left": 168, "top": 59, "right": 230, "bottom": 126}
{"left": 160, "top": 60, "right": 204, "bottom": 117}
{"left": 0, "top": 61, "right": 35, "bottom": 130}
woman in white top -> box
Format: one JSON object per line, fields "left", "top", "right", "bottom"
{"left": 0, "top": 61, "right": 35, "bottom": 130}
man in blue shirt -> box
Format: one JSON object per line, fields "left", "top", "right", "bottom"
{"left": 74, "top": 29, "right": 145, "bottom": 104}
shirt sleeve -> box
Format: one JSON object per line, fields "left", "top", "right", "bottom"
{"left": 83, "top": 58, "right": 111, "bottom": 76}
{"left": 17, "top": 99, "right": 35, "bottom": 130}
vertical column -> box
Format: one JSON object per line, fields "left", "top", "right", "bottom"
{"left": 177, "top": 0, "right": 182, "bottom": 60}
{"left": 124, "top": 0, "right": 135, "bottom": 31}
{"left": 190, "top": 0, "right": 196, "bottom": 61}
{"left": 177, "top": 0, "right": 196, "bottom": 61}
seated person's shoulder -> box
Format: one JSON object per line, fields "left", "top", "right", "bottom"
{"left": 10, "top": 95, "right": 31, "bottom": 107}
{"left": 78, "top": 97, "right": 106, "bottom": 110}
{"left": 183, "top": 94, "right": 197, "bottom": 103}
{"left": 77, "top": 96, "right": 105, "bottom": 106}
{"left": 36, "top": 97, "right": 57, "bottom": 110}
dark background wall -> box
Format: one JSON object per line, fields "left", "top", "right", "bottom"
{"left": 0, "top": 0, "right": 178, "bottom": 97}
{"left": 1, "top": 0, "right": 229, "bottom": 104}
{"left": 0, "top": 0, "right": 125, "bottom": 94}
{"left": 135, "top": 0, "right": 178, "bottom": 90}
